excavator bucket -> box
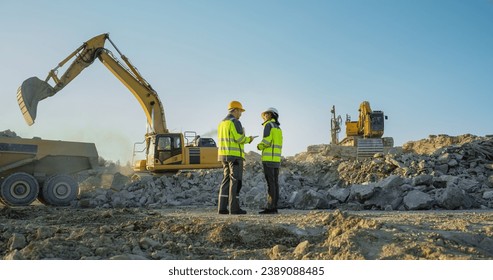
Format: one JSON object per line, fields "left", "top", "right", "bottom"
{"left": 17, "top": 77, "right": 55, "bottom": 126}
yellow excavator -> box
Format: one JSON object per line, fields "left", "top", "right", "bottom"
{"left": 17, "top": 33, "right": 221, "bottom": 173}
{"left": 334, "top": 101, "right": 393, "bottom": 158}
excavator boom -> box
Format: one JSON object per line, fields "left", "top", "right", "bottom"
{"left": 17, "top": 33, "right": 167, "bottom": 134}
{"left": 97, "top": 50, "right": 168, "bottom": 134}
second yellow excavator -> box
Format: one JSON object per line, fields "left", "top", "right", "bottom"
{"left": 331, "top": 101, "right": 394, "bottom": 158}
{"left": 17, "top": 33, "right": 221, "bottom": 173}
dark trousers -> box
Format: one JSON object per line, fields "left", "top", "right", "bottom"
{"left": 218, "top": 159, "right": 243, "bottom": 212}
{"left": 263, "top": 163, "right": 279, "bottom": 210}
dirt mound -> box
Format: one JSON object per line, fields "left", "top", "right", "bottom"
{"left": 402, "top": 134, "right": 482, "bottom": 155}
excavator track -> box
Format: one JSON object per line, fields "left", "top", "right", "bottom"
{"left": 356, "top": 138, "right": 384, "bottom": 159}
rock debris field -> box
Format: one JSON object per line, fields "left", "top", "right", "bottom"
{"left": 1, "top": 133, "right": 493, "bottom": 260}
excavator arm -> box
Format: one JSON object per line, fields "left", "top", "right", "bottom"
{"left": 97, "top": 49, "right": 168, "bottom": 134}
{"left": 17, "top": 33, "right": 168, "bottom": 134}
{"left": 357, "top": 101, "right": 372, "bottom": 135}
{"left": 17, "top": 33, "right": 222, "bottom": 172}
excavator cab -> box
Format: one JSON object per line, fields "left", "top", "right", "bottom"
{"left": 142, "top": 133, "right": 220, "bottom": 172}
{"left": 365, "top": 110, "right": 385, "bottom": 138}
{"left": 154, "top": 134, "right": 183, "bottom": 164}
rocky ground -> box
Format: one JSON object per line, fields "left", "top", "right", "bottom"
{"left": 1, "top": 133, "right": 493, "bottom": 260}
{"left": 2, "top": 206, "right": 493, "bottom": 260}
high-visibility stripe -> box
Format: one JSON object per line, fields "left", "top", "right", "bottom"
{"left": 219, "top": 147, "right": 242, "bottom": 152}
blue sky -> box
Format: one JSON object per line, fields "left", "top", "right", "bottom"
{"left": 1, "top": 0, "right": 492, "bottom": 163}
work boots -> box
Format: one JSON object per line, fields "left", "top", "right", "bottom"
{"left": 259, "top": 209, "right": 278, "bottom": 214}
{"left": 230, "top": 209, "right": 247, "bottom": 215}
{"left": 218, "top": 209, "right": 247, "bottom": 215}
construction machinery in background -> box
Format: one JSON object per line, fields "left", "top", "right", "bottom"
{"left": 340, "top": 101, "right": 394, "bottom": 155}
{"left": 0, "top": 132, "right": 98, "bottom": 206}
{"left": 330, "top": 105, "right": 343, "bottom": 145}
{"left": 311, "top": 101, "right": 393, "bottom": 159}
{"left": 17, "top": 33, "right": 221, "bottom": 174}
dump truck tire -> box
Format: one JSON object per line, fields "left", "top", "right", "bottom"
{"left": 0, "top": 172, "right": 39, "bottom": 206}
{"left": 40, "top": 175, "right": 78, "bottom": 206}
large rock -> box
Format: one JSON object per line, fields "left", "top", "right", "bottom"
{"left": 290, "top": 189, "right": 328, "bottom": 210}
{"left": 328, "top": 186, "right": 350, "bottom": 203}
{"left": 437, "top": 186, "right": 473, "bottom": 210}
{"left": 412, "top": 174, "right": 433, "bottom": 186}
{"left": 482, "top": 191, "right": 493, "bottom": 200}
{"left": 350, "top": 184, "right": 376, "bottom": 202}
{"left": 9, "top": 233, "right": 27, "bottom": 250}
{"left": 366, "top": 185, "right": 407, "bottom": 210}
{"left": 378, "top": 175, "right": 404, "bottom": 189}
{"left": 403, "top": 190, "right": 434, "bottom": 210}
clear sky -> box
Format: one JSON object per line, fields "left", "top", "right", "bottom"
{"left": 1, "top": 0, "right": 492, "bottom": 164}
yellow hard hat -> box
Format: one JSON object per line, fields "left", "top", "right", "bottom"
{"left": 228, "top": 100, "right": 245, "bottom": 112}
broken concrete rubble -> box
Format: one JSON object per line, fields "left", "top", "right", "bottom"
{"left": 76, "top": 134, "right": 493, "bottom": 211}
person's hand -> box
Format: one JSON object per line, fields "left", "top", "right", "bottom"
{"left": 256, "top": 144, "right": 262, "bottom": 150}
{"left": 249, "top": 135, "right": 258, "bottom": 144}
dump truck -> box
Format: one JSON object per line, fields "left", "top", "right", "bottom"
{"left": 0, "top": 133, "right": 98, "bottom": 206}
{"left": 17, "top": 33, "right": 221, "bottom": 174}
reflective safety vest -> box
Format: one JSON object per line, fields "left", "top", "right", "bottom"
{"left": 217, "top": 114, "right": 251, "bottom": 161}
{"left": 258, "top": 119, "right": 282, "bottom": 165}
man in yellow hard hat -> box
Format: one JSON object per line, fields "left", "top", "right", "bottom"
{"left": 217, "top": 100, "right": 256, "bottom": 215}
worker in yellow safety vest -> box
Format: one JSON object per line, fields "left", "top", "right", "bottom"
{"left": 217, "top": 101, "right": 256, "bottom": 215}
{"left": 257, "top": 107, "right": 283, "bottom": 214}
